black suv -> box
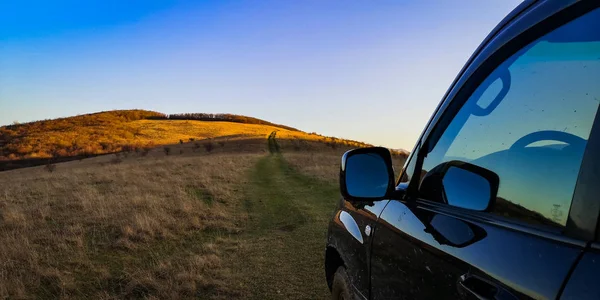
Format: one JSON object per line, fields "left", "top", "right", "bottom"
{"left": 325, "top": 1, "right": 600, "bottom": 299}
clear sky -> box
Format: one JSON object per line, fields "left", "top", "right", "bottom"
{"left": 0, "top": 0, "right": 521, "bottom": 150}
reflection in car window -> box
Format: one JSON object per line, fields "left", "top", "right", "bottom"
{"left": 420, "top": 8, "right": 600, "bottom": 228}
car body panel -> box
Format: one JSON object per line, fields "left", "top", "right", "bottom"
{"left": 326, "top": 198, "right": 389, "bottom": 299}
{"left": 371, "top": 200, "right": 582, "bottom": 299}
{"left": 560, "top": 247, "right": 600, "bottom": 299}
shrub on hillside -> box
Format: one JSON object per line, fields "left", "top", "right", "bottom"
{"left": 204, "top": 142, "right": 214, "bottom": 153}
{"left": 44, "top": 163, "right": 56, "bottom": 173}
{"left": 122, "top": 144, "right": 135, "bottom": 154}
{"left": 164, "top": 147, "right": 171, "bottom": 156}
{"left": 111, "top": 155, "right": 123, "bottom": 164}
{"left": 140, "top": 147, "right": 151, "bottom": 157}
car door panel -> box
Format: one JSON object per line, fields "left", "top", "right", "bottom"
{"left": 327, "top": 199, "right": 390, "bottom": 299}
{"left": 560, "top": 248, "right": 600, "bottom": 299}
{"left": 371, "top": 200, "right": 582, "bottom": 299}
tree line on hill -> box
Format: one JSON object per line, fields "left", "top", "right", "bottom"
{"left": 164, "top": 113, "right": 299, "bottom": 131}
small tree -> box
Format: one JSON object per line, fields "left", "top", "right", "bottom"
{"left": 204, "top": 142, "right": 214, "bottom": 153}
{"left": 189, "top": 138, "right": 195, "bottom": 142}
{"left": 100, "top": 142, "right": 112, "bottom": 151}
{"left": 179, "top": 139, "right": 184, "bottom": 144}
{"left": 140, "top": 147, "right": 150, "bottom": 157}
{"left": 110, "top": 155, "right": 122, "bottom": 164}
{"left": 44, "top": 163, "right": 56, "bottom": 173}
{"left": 164, "top": 147, "right": 171, "bottom": 156}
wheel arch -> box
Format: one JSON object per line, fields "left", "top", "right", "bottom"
{"left": 325, "top": 246, "right": 345, "bottom": 290}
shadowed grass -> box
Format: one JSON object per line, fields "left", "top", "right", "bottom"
{"left": 187, "top": 185, "right": 215, "bottom": 205}
{"left": 228, "top": 154, "right": 339, "bottom": 299}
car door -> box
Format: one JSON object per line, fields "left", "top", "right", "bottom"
{"left": 370, "top": 2, "right": 600, "bottom": 299}
{"left": 327, "top": 197, "right": 391, "bottom": 298}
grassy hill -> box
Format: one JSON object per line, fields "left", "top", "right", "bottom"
{"left": 0, "top": 110, "right": 409, "bottom": 298}
{"left": 0, "top": 110, "right": 374, "bottom": 170}
{"left": 0, "top": 126, "right": 407, "bottom": 299}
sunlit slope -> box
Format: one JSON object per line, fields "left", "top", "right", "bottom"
{"left": 0, "top": 110, "right": 369, "bottom": 161}
{"left": 4, "top": 120, "right": 320, "bottom": 159}
{"left": 131, "top": 119, "right": 320, "bottom": 142}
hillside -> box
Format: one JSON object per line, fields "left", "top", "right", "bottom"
{"left": 0, "top": 136, "right": 406, "bottom": 299}
{"left": 0, "top": 111, "right": 409, "bottom": 298}
{"left": 0, "top": 110, "right": 375, "bottom": 170}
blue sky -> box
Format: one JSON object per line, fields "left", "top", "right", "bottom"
{"left": 0, "top": 0, "right": 521, "bottom": 150}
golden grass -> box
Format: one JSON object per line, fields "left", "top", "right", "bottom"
{"left": 127, "top": 120, "right": 315, "bottom": 144}
{"left": 0, "top": 151, "right": 262, "bottom": 299}
{"left": 4, "top": 116, "right": 367, "bottom": 161}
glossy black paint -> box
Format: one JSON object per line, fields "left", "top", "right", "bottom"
{"left": 569, "top": 99, "right": 600, "bottom": 240}
{"left": 370, "top": 199, "right": 581, "bottom": 299}
{"left": 326, "top": 198, "right": 389, "bottom": 299}
{"left": 325, "top": 1, "right": 600, "bottom": 299}
{"left": 560, "top": 248, "right": 600, "bottom": 299}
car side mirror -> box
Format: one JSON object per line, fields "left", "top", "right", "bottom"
{"left": 420, "top": 161, "right": 499, "bottom": 212}
{"left": 340, "top": 147, "right": 395, "bottom": 202}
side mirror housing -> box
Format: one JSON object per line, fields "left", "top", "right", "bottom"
{"left": 420, "top": 160, "right": 499, "bottom": 212}
{"left": 340, "top": 147, "right": 395, "bottom": 202}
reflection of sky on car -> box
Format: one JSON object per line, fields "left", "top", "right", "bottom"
{"left": 425, "top": 34, "right": 600, "bottom": 226}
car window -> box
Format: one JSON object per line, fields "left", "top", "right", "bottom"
{"left": 420, "top": 8, "right": 600, "bottom": 229}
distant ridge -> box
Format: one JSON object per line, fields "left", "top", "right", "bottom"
{"left": 7, "top": 110, "right": 299, "bottom": 132}
{"left": 0, "top": 109, "right": 381, "bottom": 168}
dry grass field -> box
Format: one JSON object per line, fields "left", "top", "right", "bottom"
{"left": 0, "top": 148, "right": 261, "bottom": 298}
{"left": 0, "top": 135, "right": 407, "bottom": 299}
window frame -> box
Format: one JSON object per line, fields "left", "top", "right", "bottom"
{"left": 400, "top": 0, "right": 600, "bottom": 243}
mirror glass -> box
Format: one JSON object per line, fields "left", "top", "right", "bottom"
{"left": 442, "top": 166, "right": 491, "bottom": 211}
{"left": 345, "top": 153, "right": 390, "bottom": 198}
